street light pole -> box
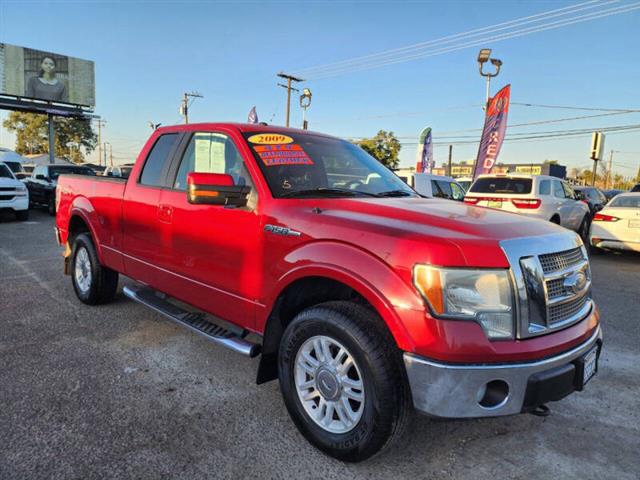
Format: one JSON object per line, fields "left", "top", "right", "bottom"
{"left": 300, "top": 88, "right": 312, "bottom": 130}
{"left": 477, "top": 49, "right": 502, "bottom": 109}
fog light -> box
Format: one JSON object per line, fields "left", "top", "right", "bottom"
{"left": 478, "top": 380, "right": 509, "bottom": 408}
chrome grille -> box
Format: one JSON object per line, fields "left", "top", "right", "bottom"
{"left": 539, "top": 247, "right": 584, "bottom": 274}
{"left": 548, "top": 295, "right": 589, "bottom": 325}
{"left": 546, "top": 278, "right": 565, "bottom": 299}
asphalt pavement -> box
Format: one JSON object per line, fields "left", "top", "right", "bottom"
{"left": 1, "top": 209, "right": 638, "bottom": 480}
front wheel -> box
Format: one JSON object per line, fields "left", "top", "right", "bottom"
{"left": 47, "top": 195, "right": 56, "bottom": 216}
{"left": 577, "top": 216, "right": 590, "bottom": 243}
{"left": 278, "top": 301, "right": 409, "bottom": 462}
{"left": 71, "top": 233, "right": 119, "bottom": 305}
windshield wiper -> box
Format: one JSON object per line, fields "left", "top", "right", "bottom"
{"left": 280, "top": 187, "right": 378, "bottom": 198}
{"left": 374, "top": 190, "right": 415, "bottom": 197}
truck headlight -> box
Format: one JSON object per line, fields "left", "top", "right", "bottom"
{"left": 15, "top": 185, "right": 27, "bottom": 196}
{"left": 413, "top": 265, "right": 514, "bottom": 339}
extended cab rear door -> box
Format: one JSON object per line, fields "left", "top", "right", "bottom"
{"left": 122, "top": 132, "right": 182, "bottom": 284}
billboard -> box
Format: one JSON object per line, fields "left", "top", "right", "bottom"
{"left": 0, "top": 43, "right": 95, "bottom": 107}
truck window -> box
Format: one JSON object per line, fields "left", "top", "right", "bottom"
{"left": 539, "top": 180, "right": 550, "bottom": 195}
{"left": 139, "top": 133, "right": 179, "bottom": 187}
{"left": 173, "top": 132, "right": 254, "bottom": 190}
{"left": 435, "top": 180, "right": 453, "bottom": 199}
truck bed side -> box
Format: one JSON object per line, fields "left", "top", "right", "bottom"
{"left": 56, "top": 174, "right": 127, "bottom": 272}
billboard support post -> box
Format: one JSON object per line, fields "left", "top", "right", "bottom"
{"left": 48, "top": 113, "right": 55, "bottom": 165}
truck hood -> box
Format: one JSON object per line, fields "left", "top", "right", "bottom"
{"left": 278, "top": 197, "right": 574, "bottom": 268}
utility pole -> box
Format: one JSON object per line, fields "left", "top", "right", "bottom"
{"left": 47, "top": 113, "right": 55, "bottom": 164}
{"left": 103, "top": 142, "right": 109, "bottom": 167}
{"left": 180, "top": 92, "right": 203, "bottom": 124}
{"left": 448, "top": 145, "right": 453, "bottom": 176}
{"left": 108, "top": 143, "right": 113, "bottom": 167}
{"left": 605, "top": 150, "right": 614, "bottom": 189}
{"left": 95, "top": 119, "right": 106, "bottom": 166}
{"left": 277, "top": 72, "right": 303, "bottom": 127}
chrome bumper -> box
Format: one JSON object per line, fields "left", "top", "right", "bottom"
{"left": 404, "top": 325, "right": 602, "bottom": 418}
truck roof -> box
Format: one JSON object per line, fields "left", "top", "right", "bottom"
{"left": 155, "top": 122, "right": 336, "bottom": 139}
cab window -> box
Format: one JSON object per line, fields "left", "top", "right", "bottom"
{"left": 173, "top": 132, "right": 257, "bottom": 208}
{"left": 139, "top": 133, "right": 179, "bottom": 187}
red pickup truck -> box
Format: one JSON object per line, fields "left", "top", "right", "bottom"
{"left": 56, "top": 123, "right": 602, "bottom": 461}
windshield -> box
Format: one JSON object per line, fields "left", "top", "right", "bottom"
{"left": 243, "top": 132, "right": 416, "bottom": 198}
{"left": 50, "top": 166, "right": 95, "bottom": 180}
{"left": 3, "top": 161, "right": 23, "bottom": 174}
{"left": 470, "top": 177, "right": 532, "bottom": 194}
{"left": 0, "top": 164, "right": 14, "bottom": 179}
{"left": 609, "top": 195, "right": 640, "bottom": 208}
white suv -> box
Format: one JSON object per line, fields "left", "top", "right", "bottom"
{"left": 464, "top": 174, "right": 590, "bottom": 237}
{"left": 0, "top": 161, "right": 29, "bottom": 221}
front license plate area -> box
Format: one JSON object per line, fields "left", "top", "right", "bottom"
{"left": 575, "top": 345, "right": 599, "bottom": 390}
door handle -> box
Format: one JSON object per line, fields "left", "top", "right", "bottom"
{"left": 158, "top": 204, "right": 173, "bottom": 223}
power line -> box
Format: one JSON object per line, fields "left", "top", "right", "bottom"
{"left": 512, "top": 102, "right": 640, "bottom": 112}
{"left": 292, "top": 0, "right": 608, "bottom": 77}
{"left": 292, "top": 1, "right": 640, "bottom": 79}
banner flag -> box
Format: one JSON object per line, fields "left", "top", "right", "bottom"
{"left": 248, "top": 106, "right": 259, "bottom": 124}
{"left": 417, "top": 127, "right": 433, "bottom": 173}
{"left": 473, "top": 84, "right": 510, "bottom": 179}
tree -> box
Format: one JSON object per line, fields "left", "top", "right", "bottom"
{"left": 354, "top": 130, "right": 402, "bottom": 169}
{"left": 3, "top": 112, "right": 97, "bottom": 163}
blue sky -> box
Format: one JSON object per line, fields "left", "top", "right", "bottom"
{"left": 1, "top": 0, "right": 639, "bottom": 177}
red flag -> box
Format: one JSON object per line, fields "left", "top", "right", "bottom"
{"left": 473, "top": 85, "right": 510, "bottom": 179}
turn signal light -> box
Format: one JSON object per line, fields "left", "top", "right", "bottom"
{"left": 593, "top": 213, "right": 620, "bottom": 222}
{"left": 464, "top": 197, "right": 480, "bottom": 205}
{"left": 511, "top": 198, "right": 541, "bottom": 209}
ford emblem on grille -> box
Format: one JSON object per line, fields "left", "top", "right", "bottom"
{"left": 563, "top": 271, "right": 587, "bottom": 294}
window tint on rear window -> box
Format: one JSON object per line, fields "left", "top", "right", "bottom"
{"left": 610, "top": 196, "right": 640, "bottom": 208}
{"left": 140, "top": 133, "right": 179, "bottom": 187}
{"left": 469, "top": 177, "right": 532, "bottom": 194}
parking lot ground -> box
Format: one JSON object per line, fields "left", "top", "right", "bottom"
{"left": 1, "top": 210, "right": 639, "bottom": 480}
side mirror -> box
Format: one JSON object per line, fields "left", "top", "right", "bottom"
{"left": 187, "top": 172, "right": 250, "bottom": 207}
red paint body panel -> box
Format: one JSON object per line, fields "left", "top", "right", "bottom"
{"left": 56, "top": 123, "right": 600, "bottom": 364}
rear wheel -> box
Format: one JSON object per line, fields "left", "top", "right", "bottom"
{"left": 15, "top": 210, "right": 29, "bottom": 221}
{"left": 71, "top": 233, "right": 119, "bottom": 305}
{"left": 278, "top": 301, "right": 409, "bottom": 462}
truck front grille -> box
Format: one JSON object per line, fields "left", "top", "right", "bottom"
{"left": 539, "top": 247, "right": 584, "bottom": 274}
{"left": 501, "top": 235, "right": 593, "bottom": 339}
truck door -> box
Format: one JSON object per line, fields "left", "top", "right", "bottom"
{"left": 156, "top": 130, "right": 262, "bottom": 330}
{"left": 121, "top": 132, "right": 182, "bottom": 285}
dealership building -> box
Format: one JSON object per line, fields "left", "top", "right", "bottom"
{"left": 395, "top": 161, "right": 567, "bottom": 188}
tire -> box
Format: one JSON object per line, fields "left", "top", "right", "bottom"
{"left": 278, "top": 301, "right": 410, "bottom": 462}
{"left": 15, "top": 210, "right": 29, "bottom": 221}
{"left": 47, "top": 194, "right": 56, "bottom": 216}
{"left": 577, "top": 216, "right": 590, "bottom": 243}
{"left": 70, "top": 233, "right": 119, "bottom": 305}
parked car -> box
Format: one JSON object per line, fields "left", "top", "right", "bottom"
{"left": 590, "top": 192, "right": 640, "bottom": 253}
{"left": 573, "top": 186, "right": 607, "bottom": 215}
{"left": 103, "top": 164, "right": 134, "bottom": 179}
{"left": 603, "top": 189, "right": 624, "bottom": 202}
{"left": 455, "top": 176, "right": 473, "bottom": 192}
{"left": 465, "top": 174, "right": 591, "bottom": 239}
{"left": 55, "top": 124, "right": 602, "bottom": 462}
{"left": 0, "top": 161, "right": 29, "bottom": 221}
{"left": 413, "top": 173, "right": 466, "bottom": 201}
{"left": 631, "top": 183, "right": 640, "bottom": 192}
{"left": 26, "top": 164, "right": 95, "bottom": 215}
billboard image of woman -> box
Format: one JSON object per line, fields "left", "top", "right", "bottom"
{"left": 25, "top": 55, "right": 68, "bottom": 102}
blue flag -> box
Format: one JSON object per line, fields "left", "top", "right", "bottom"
{"left": 419, "top": 128, "right": 433, "bottom": 173}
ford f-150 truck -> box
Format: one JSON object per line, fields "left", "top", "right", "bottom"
{"left": 56, "top": 123, "right": 602, "bottom": 462}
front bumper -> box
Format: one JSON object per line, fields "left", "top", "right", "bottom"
{"left": 404, "top": 325, "right": 602, "bottom": 418}
{"left": 0, "top": 196, "right": 28, "bottom": 212}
